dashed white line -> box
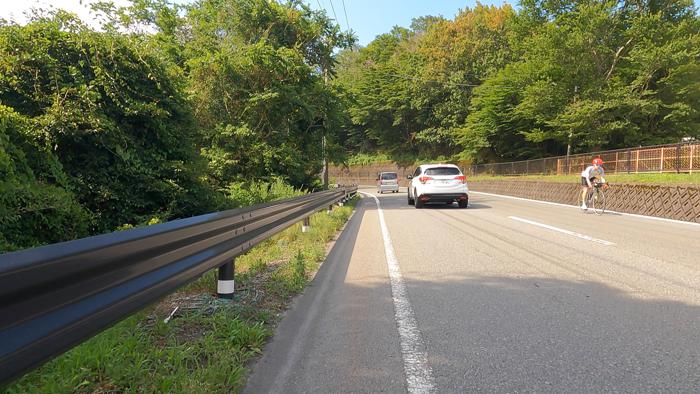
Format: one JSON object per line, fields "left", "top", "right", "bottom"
{"left": 509, "top": 216, "right": 616, "bottom": 246}
{"left": 360, "top": 192, "right": 436, "bottom": 393}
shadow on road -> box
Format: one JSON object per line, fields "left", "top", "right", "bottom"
{"left": 246, "top": 196, "right": 700, "bottom": 393}
{"left": 401, "top": 274, "right": 700, "bottom": 392}
{"left": 250, "top": 271, "right": 700, "bottom": 392}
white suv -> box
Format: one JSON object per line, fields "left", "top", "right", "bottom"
{"left": 407, "top": 164, "right": 469, "bottom": 208}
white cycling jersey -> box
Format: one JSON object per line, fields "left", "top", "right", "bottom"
{"left": 581, "top": 165, "right": 605, "bottom": 179}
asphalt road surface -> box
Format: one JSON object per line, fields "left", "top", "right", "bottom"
{"left": 244, "top": 188, "right": 699, "bottom": 393}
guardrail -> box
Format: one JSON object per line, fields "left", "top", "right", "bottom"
{"left": 0, "top": 186, "right": 357, "bottom": 385}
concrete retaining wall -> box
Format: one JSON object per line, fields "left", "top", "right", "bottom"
{"left": 469, "top": 180, "right": 700, "bottom": 223}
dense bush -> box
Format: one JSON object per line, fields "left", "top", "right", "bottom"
{"left": 0, "top": 1, "right": 351, "bottom": 253}
{"left": 0, "top": 105, "right": 90, "bottom": 251}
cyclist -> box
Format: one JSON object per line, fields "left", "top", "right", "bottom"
{"left": 580, "top": 157, "right": 606, "bottom": 210}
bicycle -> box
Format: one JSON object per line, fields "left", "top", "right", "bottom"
{"left": 585, "top": 181, "right": 607, "bottom": 215}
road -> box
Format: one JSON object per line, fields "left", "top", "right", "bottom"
{"left": 244, "top": 188, "right": 700, "bottom": 393}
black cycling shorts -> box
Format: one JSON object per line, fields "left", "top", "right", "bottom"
{"left": 581, "top": 176, "right": 597, "bottom": 186}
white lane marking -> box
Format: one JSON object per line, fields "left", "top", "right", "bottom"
{"left": 359, "top": 192, "right": 436, "bottom": 393}
{"left": 509, "top": 216, "right": 616, "bottom": 246}
{"left": 472, "top": 191, "right": 700, "bottom": 227}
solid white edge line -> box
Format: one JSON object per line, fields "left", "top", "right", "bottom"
{"left": 471, "top": 191, "right": 700, "bottom": 227}
{"left": 509, "top": 216, "right": 616, "bottom": 246}
{"left": 359, "top": 192, "right": 436, "bottom": 394}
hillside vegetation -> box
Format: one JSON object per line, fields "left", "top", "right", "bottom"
{"left": 335, "top": 0, "right": 700, "bottom": 165}
{"left": 0, "top": 0, "right": 353, "bottom": 252}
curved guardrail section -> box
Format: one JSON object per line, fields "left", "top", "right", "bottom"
{"left": 0, "top": 186, "right": 357, "bottom": 385}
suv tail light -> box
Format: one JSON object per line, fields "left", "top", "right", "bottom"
{"left": 454, "top": 175, "right": 467, "bottom": 183}
{"left": 418, "top": 176, "right": 433, "bottom": 184}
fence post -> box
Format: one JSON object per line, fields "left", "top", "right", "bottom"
{"left": 691, "top": 144, "right": 695, "bottom": 174}
{"left": 615, "top": 152, "right": 619, "bottom": 174}
{"left": 676, "top": 143, "right": 681, "bottom": 173}
{"left": 526, "top": 160, "right": 530, "bottom": 175}
{"left": 635, "top": 150, "right": 640, "bottom": 173}
{"left": 217, "top": 260, "right": 235, "bottom": 299}
{"left": 660, "top": 148, "right": 664, "bottom": 173}
{"left": 627, "top": 149, "right": 631, "bottom": 174}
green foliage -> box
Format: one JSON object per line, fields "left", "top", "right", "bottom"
{"left": 222, "top": 178, "right": 304, "bottom": 208}
{"left": 336, "top": 0, "right": 700, "bottom": 165}
{"left": 0, "top": 105, "right": 90, "bottom": 251}
{"left": 335, "top": 4, "right": 516, "bottom": 162}
{"left": 0, "top": 0, "right": 354, "bottom": 252}
{"left": 0, "top": 13, "right": 214, "bottom": 235}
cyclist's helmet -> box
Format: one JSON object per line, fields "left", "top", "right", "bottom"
{"left": 592, "top": 157, "right": 604, "bottom": 165}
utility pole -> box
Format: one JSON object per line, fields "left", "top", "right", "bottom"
{"left": 565, "top": 85, "right": 578, "bottom": 174}
{"left": 322, "top": 68, "right": 329, "bottom": 189}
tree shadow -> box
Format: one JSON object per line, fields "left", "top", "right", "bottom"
{"left": 402, "top": 275, "right": 700, "bottom": 392}
{"left": 246, "top": 214, "right": 700, "bottom": 393}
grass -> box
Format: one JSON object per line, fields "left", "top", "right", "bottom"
{"left": 468, "top": 172, "right": 700, "bottom": 185}
{"left": 5, "top": 198, "right": 357, "bottom": 394}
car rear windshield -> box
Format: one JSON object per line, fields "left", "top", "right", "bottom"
{"left": 380, "top": 173, "right": 398, "bottom": 180}
{"left": 424, "top": 167, "right": 461, "bottom": 176}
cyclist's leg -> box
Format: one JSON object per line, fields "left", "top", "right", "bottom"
{"left": 580, "top": 177, "right": 589, "bottom": 208}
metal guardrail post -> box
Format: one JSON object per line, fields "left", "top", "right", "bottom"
{"left": 217, "top": 260, "right": 235, "bottom": 299}
{"left": 302, "top": 217, "right": 311, "bottom": 233}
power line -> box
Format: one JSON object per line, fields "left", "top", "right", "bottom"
{"left": 340, "top": 0, "right": 350, "bottom": 31}
{"left": 327, "top": 0, "right": 339, "bottom": 26}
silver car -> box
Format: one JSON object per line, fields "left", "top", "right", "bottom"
{"left": 377, "top": 172, "right": 400, "bottom": 194}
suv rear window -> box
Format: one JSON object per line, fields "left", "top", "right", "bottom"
{"left": 380, "top": 173, "right": 397, "bottom": 180}
{"left": 424, "top": 167, "right": 461, "bottom": 176}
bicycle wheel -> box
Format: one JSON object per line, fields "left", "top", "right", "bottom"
{"left": 591, "top": 189, "right": 606, "bottom": 215}
{"left": 585, "top": 190, "right": 593, "bottom": 210}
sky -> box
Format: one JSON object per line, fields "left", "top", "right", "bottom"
{"left": 305, "top": 0, "right": 510, "bottom": 46}
{"left": 1, "top": 0, "right": 698, "bottom": 46}
{"left": 0, "top": 0, "right": 510, "bottom": 46}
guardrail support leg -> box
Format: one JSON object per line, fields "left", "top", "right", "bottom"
{"left": 327, "top": 204, "right": 333, "bottom": 214}
{"left": 217, "top": 260, "right": 235, "bottom": 299}
{"left": 302, "top": 217, "right": 311, "bottom": 233}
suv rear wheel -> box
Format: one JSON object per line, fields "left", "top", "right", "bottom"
{"left": 407, "top": 191, "right": 414, "bottom": 205}
{"left": 415, "top": 193, "right": 424, "bottom": 209}
{"left": 458, "top": 199, "right": 468, "bottom": 208}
